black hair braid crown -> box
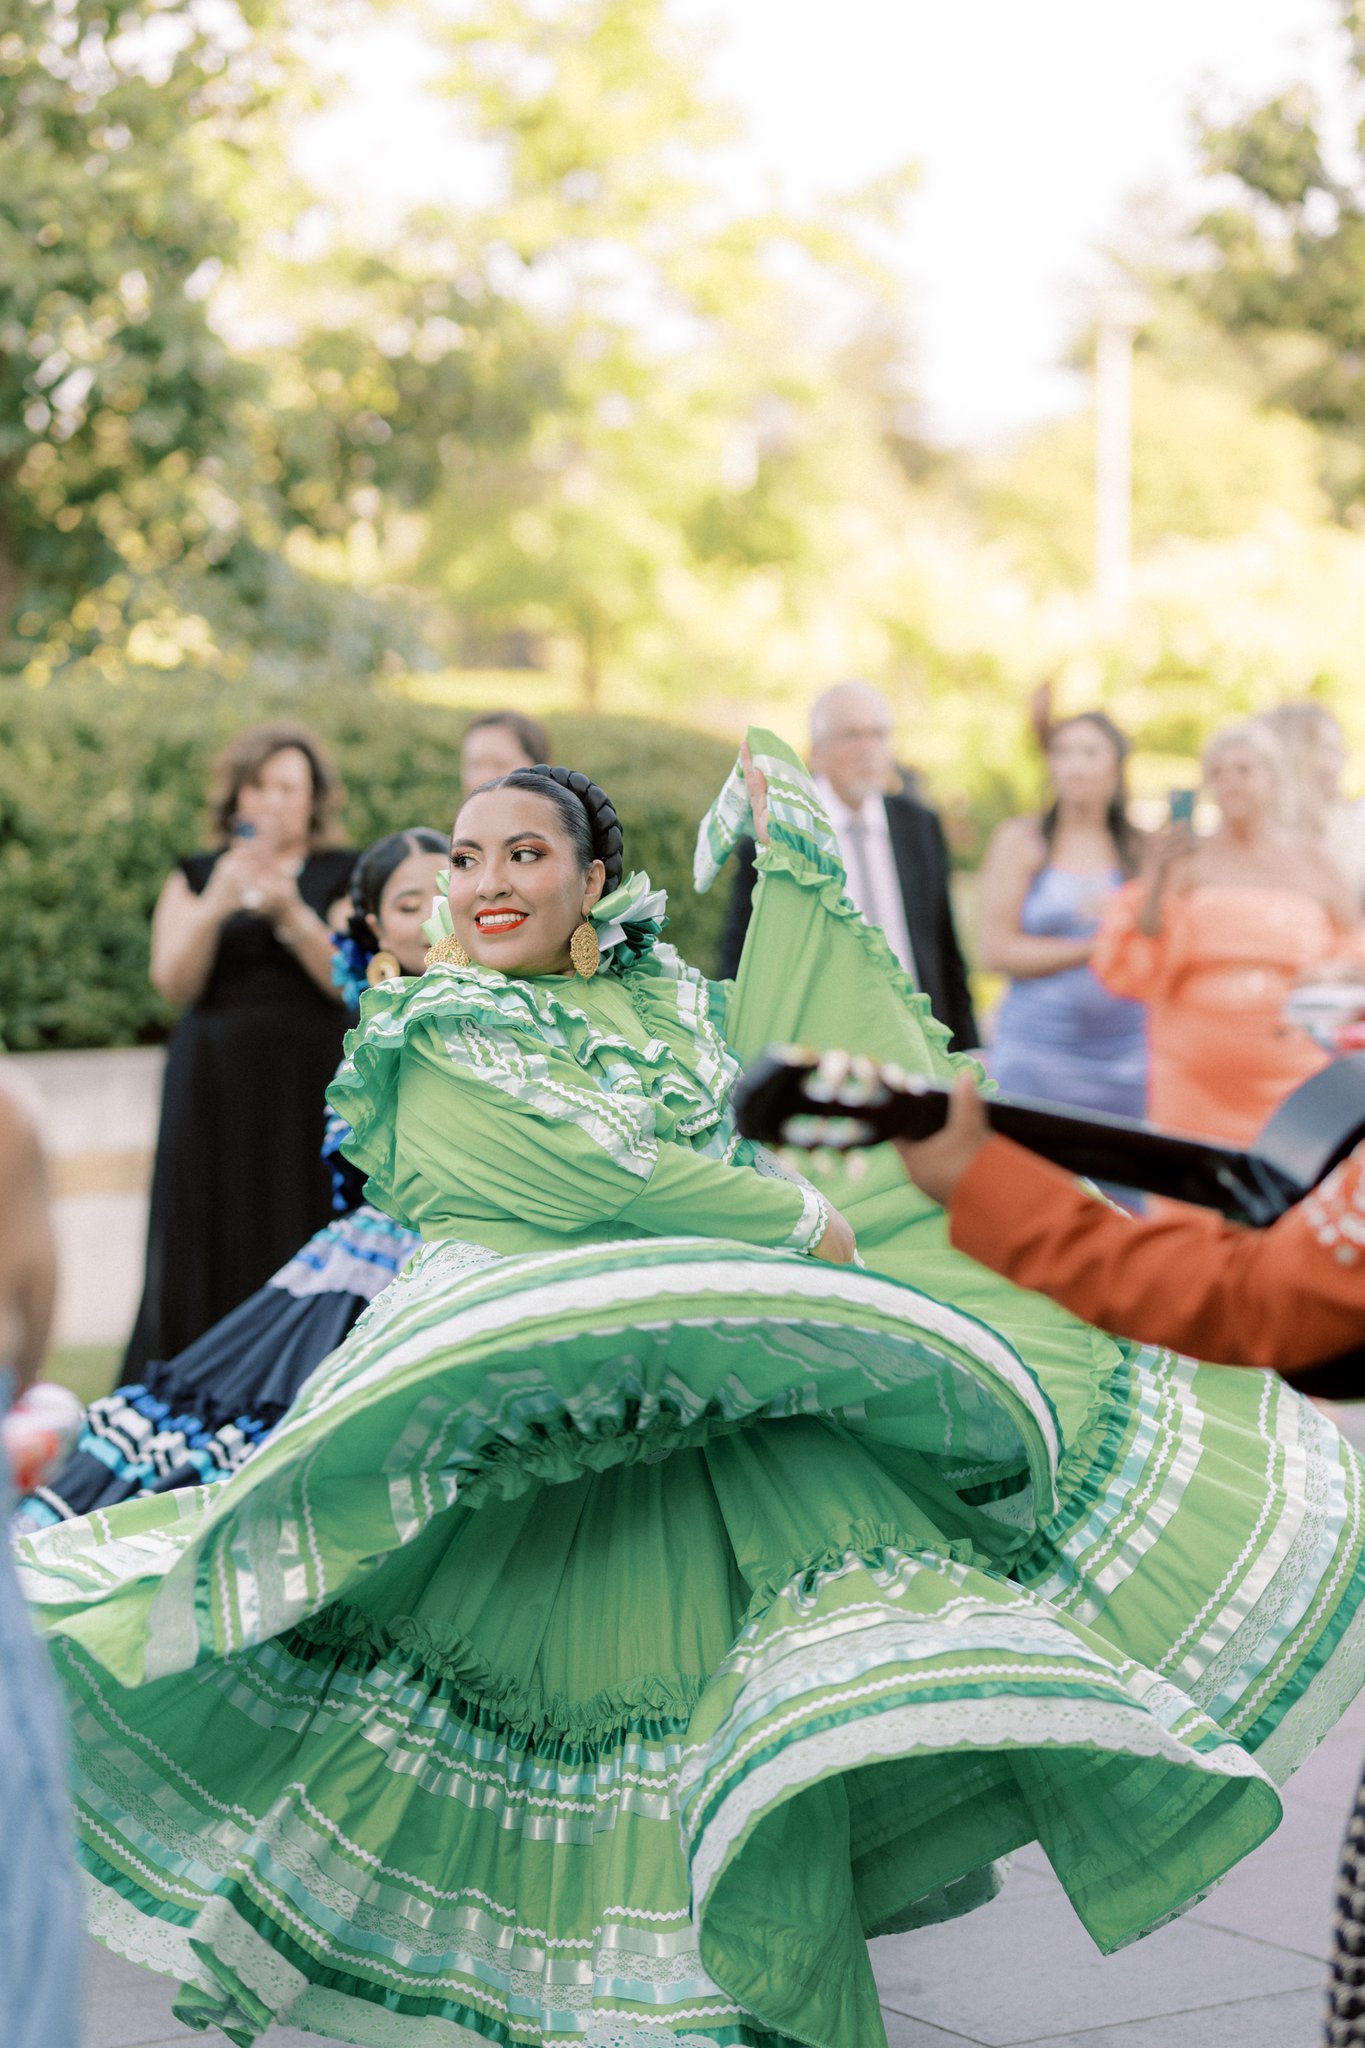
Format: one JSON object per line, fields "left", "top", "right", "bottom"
{"left": 530, "top": 764, "right": 625, "bottom": 895}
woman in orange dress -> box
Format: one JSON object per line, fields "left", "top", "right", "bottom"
{"left": 1092, "top": 718, "right": 1359, "bottom": 1144}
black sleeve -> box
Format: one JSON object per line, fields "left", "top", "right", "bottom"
{"left": 927, "top": 812, "right": 979, "bottom": 1053}
{"left": 305, "top": 849, "right": 360, "bottom": 919}
{"left": 715, "top": 836, "right": 760, "bottom": 981}
{"left": 178, "top": 852, "right": 219, "bottom": 896}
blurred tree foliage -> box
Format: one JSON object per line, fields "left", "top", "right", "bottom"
{"left": 0, "top": 0, "right": 441, "bottom": 691}
{"left": 10, "top": 0, "right": 1365, "bottom": 990}
{"left": 1180, "top": 0, "right": 1365, "bottom": 510}
{"left": 1, "top": 0, "right": 925, "bottom": 715}
{"left": 0, "top": 677, "right": 736, "bottom": 1048}
{"left": 0, "top": 0, "right": 281, "bottom": 666}
{"left": 270, "top": 0, "right": 922, "bottom": 706}
{"left": 979, "top": 311, "right": 1329, "bottom": 588}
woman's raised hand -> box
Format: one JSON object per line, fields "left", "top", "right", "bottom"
{"left": 740, "top": 740, "right": 770, "bottom": 846}
{"left": 199, "top": 845, "right": 259, "bottom": 918}
{"left": 1146, "top": 820, "right": 1196, "bottom": 878}
{"left": 1135, "top": 819, "right": 1195, "bottom": 936}
{"left": 202, "top": 845, "right": 298, "bottom": 921}
{"left": 251, "top": 862, "right": 306, "bottom": 925}
{"left": 811, "top": 1203, "right": 857, "bottom": 1265}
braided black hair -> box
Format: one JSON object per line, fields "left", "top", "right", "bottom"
{"left": 465, "top": 766, "right": 624, "bottom": 894}
{"left": 345, "top": 828, "right": 448, "bottom": 957}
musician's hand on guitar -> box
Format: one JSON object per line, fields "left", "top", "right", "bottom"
{"left": 811, "top": 1203, "right": 857, "bottom": 1265}
{"left": 740, "top": 741, "right": 771, "bottom": 846}
{"left": 893, "top": 1073, "right": 991, "bottom": 1209}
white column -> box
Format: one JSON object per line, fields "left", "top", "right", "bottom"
{"left": 1093, "top": 290, "right": 1147, "bottom": 628}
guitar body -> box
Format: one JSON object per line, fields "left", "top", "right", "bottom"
{"left": 1253, "top": 1057, "right": 1365, "bottom": 1208}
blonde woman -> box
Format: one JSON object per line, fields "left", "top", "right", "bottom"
{"left": 1258, "top": 699, "right": 1365, "bottom": 903}
{"left": 1093, "top": 718, "right": 1357, "bottom": 1142}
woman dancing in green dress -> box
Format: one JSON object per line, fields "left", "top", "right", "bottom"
{"left": 19, "top": 737, "right": 1365, "bottom": 2048}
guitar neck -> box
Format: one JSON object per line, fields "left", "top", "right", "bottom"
{"left": 733, "top": 1054, "right": 1303, "bottom": 1225}
{"left": 974, "top": 1097, "right": 1292, "bottom": 1223}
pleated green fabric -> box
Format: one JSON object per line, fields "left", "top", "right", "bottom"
{"left": 18, "top": 731, "right": 1365, "bottom": 2048}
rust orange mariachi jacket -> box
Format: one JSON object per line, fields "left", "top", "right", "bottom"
{"left": 948, "top": 1136, "right": 1365, "bottom": 1375}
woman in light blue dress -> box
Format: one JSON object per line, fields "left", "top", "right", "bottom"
{"left": 977, "top": 711, "right": 1147, "bottom": 1117}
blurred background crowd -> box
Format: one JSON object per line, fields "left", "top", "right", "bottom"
{"left": 62, "top": 685, "right": 1365, "bottom": 1394}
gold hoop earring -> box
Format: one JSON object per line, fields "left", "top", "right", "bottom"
{"left": 366, "top": 950, "right": 401, "bottom": 987}
{"left": 425, "top": 934, "right": 471, "bottom": 969}
{"left": 569, "top": 921, "right": 600, "bottom": 979}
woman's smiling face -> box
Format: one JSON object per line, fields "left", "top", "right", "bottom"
{"left": 448, "top": 786, "right": 604, "bottom": 976}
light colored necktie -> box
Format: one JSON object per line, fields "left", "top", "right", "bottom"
{"left": 842, "top": 812, "right": 884, "bottom": 932}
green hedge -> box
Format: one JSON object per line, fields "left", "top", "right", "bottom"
{"left": 0, "top": 680, "right": 738, "bottom": 1050}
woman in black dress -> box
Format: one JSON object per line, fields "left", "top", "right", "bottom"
{"left": 123, "top": 723, "right": 356, "bottom": 1374}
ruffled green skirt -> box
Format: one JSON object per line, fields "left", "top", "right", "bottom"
{"left": 26, "top": 1229, "right": 1359, "bottom": 2048}
{"left": 19, "top": 775, "right": 1365, "bottom": 2048}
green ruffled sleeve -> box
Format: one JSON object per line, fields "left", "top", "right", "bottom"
{"left": 328, "top": 973, "right": 826, "bottom": 1254}
{"left": 693, "top": 731, "right": 1117, "bottom": 1456}
{"left": 696, "top": 729, "right": 978, "bottom": 1083}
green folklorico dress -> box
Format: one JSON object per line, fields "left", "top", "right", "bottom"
{"left": 19, "top": 733, "right": 1365, "bottom": 2048}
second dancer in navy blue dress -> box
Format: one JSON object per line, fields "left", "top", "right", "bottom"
{"left": 18, "top": 830, "right": 448, "bottom": 1530}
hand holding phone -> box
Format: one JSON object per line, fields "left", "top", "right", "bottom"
{"left": 217, "top": 814, "right": 300, "bottom": 924}
{"left": 1143, "top": 793, "right": 1198, "bottom": 909}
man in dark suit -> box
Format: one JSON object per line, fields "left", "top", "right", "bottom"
{"left": 717, "top": 680, "right": 979, "bottom": 1052}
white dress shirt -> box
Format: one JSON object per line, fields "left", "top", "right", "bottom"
{"left": 815, "top": 777, "right": 919, "bottom": 985}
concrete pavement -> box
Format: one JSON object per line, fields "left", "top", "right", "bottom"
{"left": 85, "top": 1689, "right": 1363, "bottom": 2046}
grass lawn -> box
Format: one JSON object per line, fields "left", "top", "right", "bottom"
{"left": 47, "top": 1346, "right": 120, "bottom": 1407}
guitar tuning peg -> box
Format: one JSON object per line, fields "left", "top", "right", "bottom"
{"left": 809, "top": 1147, "right": 836, "bottom": 1179}
{"left": 809, "top": 1052, "right": 844, "bottom": 1106}
{"left": 844, "top": 1151, "right": 869, "bottom": 1183}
